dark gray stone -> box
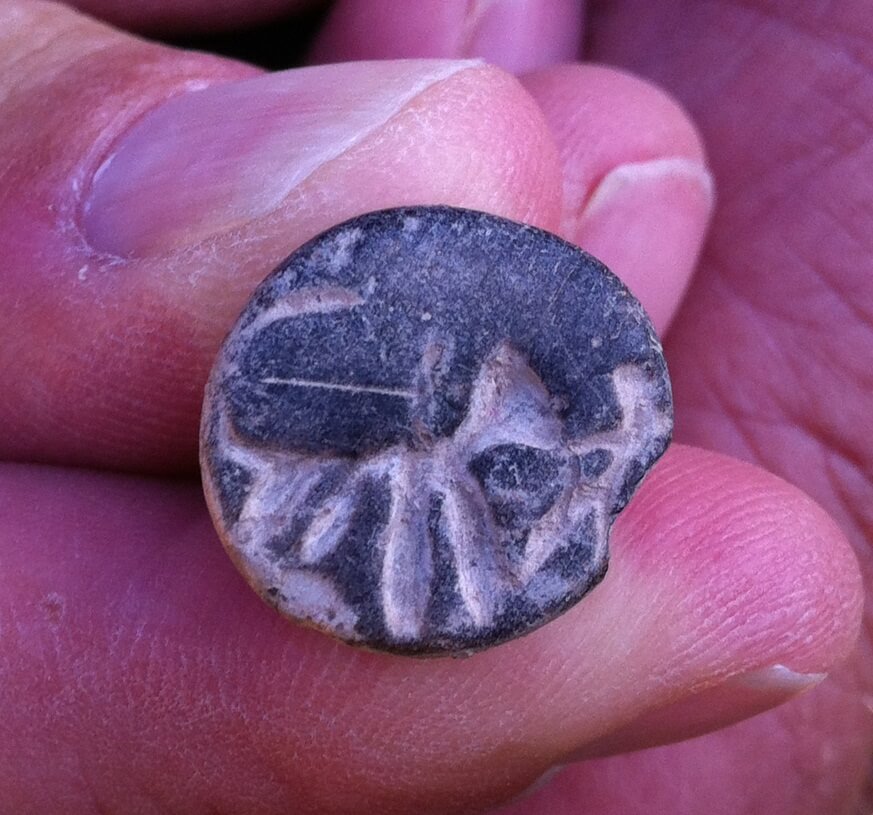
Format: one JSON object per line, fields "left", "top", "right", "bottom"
{"left": 200, "top": 206, "right": 673, "bottom": 656}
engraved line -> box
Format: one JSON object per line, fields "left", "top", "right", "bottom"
{"left": 298, "top": 492, "right": 357, "bottom": 565}
{"left": 260, "top": 377, "right": 415, "bottom": 399}
{"left": 380, "top": 460, "right": 430, "bottom": 639}
{"left": 241, "top": 286, "right": 365, "bottom": 337}
{"left": 216, "top": 403, "right": 293, "bottom": 470}
{"left": 441, "top": 478, "right": 499, "bottom": 627}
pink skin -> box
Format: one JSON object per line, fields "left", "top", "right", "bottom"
{"left": 0, "top": 1, "right": 869, "bottom": 813}
{"left": 0, "top": 450, "right": 860, "bottom": 812}
{"left": 1, "top": 31, "right": 562, "bottom": 471}
{"left": 579, "top": 3, "right": 873, "bottom": 813}
{"left": 521, "top": 65, "right": 714, "bottom": 332}
{"left": 311, "top": 0, "right": 585, "bottom": 76}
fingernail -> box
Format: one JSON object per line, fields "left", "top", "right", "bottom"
{"left": 573, "top": 157, "right": 715, "bottom": 330}
{"left": 83, "top": 60, "right": 479, "bottom": 257}
{"left": 732, "top": 663, "right": 827, "bottom": 693}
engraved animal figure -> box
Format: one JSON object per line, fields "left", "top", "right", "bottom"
{"left": 200, "top": 207, "right": 673, "bottom": 654}
{"left": 208, "top": 337, "right": 668, "bottom": 653}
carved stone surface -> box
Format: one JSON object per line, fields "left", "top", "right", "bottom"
{"left": 200, "top": 206, "right": 672, "bottom": 656}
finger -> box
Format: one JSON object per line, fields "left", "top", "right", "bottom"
{"left": 65, "top": 0, "right": 311, "bottom": 33}
{"left": 313, "top": 5, "right": 714, "bottom": 333}
{"left": 0, "top": 447, "right": 860, "bottom": 813}
{"left": 521, "top": 64, "right": 714, "bottom": 333}
{"left": 496, "top": 685, "right": 865, "bottom": 815}
{"left": 588, "top": 3, "right": 873, "bottom": 531}
{"left": 0, "top": 3, "right": 710, "bottom": 476}
{"left": 587, "top": 2, "right": 873, "bottom": 812}
{"left": 311, "top": 0, "right": 584, "bottom": 75}
{"left": 0, "top": 0, "right": 562, "bottom": 473}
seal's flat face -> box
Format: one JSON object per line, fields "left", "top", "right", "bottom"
{"left": 200, "top": 207, "right": 672, "bottom": 655}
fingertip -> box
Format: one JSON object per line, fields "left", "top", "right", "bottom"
{"left": 522, "top": 64, "right": 714, "bottom": 332}
{"left": 522, "top": 64, "right": 707, "bottom": 166}
{"left": 615, "top": 445, "right": 863, "bottom": 675}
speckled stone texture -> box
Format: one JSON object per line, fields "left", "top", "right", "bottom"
{"left": 200, "top": 206, "right": 673, "bottom": 656}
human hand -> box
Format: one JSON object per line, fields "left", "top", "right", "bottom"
{"left": 0, "top": 2, "right": 866, "bottom": 813}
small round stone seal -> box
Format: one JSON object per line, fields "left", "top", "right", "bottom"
{"left": 200, "top": 206, "right": 672, "bottom": 656}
